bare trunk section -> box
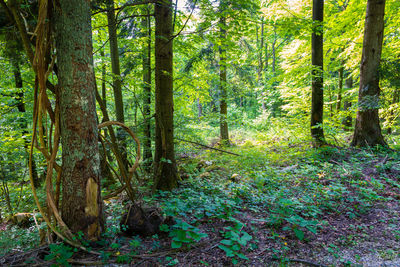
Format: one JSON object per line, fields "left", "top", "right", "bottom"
{"left": 153, "top": 0, "right": 179, "bottom": 191}
{"left": 351, "top": 0, "right": 387, "bottom": 147}
{"left": 54, "top": 0, "right": 103, "bottom": 240}
{"left": 311, "top": 0, "right": 326, "bottom": 146}
{"left": 219, "top": 0, "right": 229, "bottom": 145}
{"left": 142, "top": 7, "right": 153, "bottom": 172}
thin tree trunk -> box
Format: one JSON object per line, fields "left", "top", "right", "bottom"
{"left": 142, "top": 7, "right": 152, "bottom": 171}
{"left": 351, "top": 0, "right": 387, "bottom": 147}
{"left": 272, "top": 25, "right": 277, "bottom": 76}
{"left": 342, "top": 76, "right": 353, "bottom": 131}
{"left": 219, "top": 0, "right": 229, "bottom": 145}
{"left": 106, "top": 0, "right": 128, "bottom": 164}
{"left": 310, "top": 0, "right": 326, "bottom": 146}
{"left": 337, "top": 64, "right": 344, "bottom": 111}
{"left": 153, "top": 0, "right": 179, "bottom": 191}
{"left": 257, "top": 18, "right": 264, "bottom": 82}
{"left": 54, "top": 0, "right": 103, "bottom": 240}
{"left": 387, "top": 89, "right": 399, "bottom": 135}
{"left": 197, "top": 98, "right": 203, "bottom": 118}
{"left": 10, "top": 58, "right": 40, "bottom": 187}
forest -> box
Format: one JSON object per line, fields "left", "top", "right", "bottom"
{"left": 0, "top": 0, "right": 399, "bottom": 266}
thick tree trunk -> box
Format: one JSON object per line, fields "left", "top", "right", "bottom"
{"left": 142, "top": 7, "right": 153, "bottom": 172}
{"left": 342, "top": 77, "right": 353, "bottom": 131}
{"left": 219, "top": 0, "right": 229, "bottom": 145}
{"left": 54, "top": 0, "right": 103, "bottom": 240}
{"left": 351, "top": 0, "right": 387, "bottom": 147}
{"left": 153, "top": 0, "right": 179, "bottom": 191}
{"left": 311, "top": 0, "right": 326, "bottom": 146}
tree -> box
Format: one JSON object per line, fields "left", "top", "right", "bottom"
{"left": 219, "top": 0, "right": 229, "bottom": 145}
{"left": 54, "top": 0, "right": 103, "bottom": 240}
{"left": 310, "top": 0, "right": 326, "bottom": 146}
{"left": 141, "top": 6, "right": 153, "bottom": 172}
{"left": 351, "top": 0, "right": 387, "bottom": 147}
{"left": 106, "top": 0, "right": 129, "bottom": 167}
{"left": 153, "top": 0, "right": 179, "bottom": 190}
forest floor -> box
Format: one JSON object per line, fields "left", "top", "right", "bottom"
{"left": 1, "top": 132, "right": 400, "bottom": 266}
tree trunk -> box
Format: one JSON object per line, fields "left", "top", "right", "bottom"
{"left": 387, "top": 89, "right": 399, "bottom": 135}
{"left": 336, "top": 64, "right": 344, "bottom": 111}
{"left": 10, "top": 57, "right": 40, "bottom": 187}
{"left": 54, "top": 0, "right": 103, "bottom": 240}
{"left": 257, "top": 18, "right": 264, "bottom": 82}
{"left": 311, "top": 0, "right": 326, "bottom": 146}
{"left": 342, "top": 76, "right": 353, "bottom": 131}
{"left": 106, "top": 0, "right": 128, "bottom": 165}
{"left": 351, "top": 0, "right": 387, "bottom": 147}
{"left": 153, "top": 0, "right": 179, "bottom": 191}
{"left": 219, "top": 0, "right": 229, "bottom": 145}
{"left": 272, "top": 25, "right": 277, "bottom": 75}
{"left": 142, "top": 7, "right": 153, "bottom": 172}
{"left": 197, "top": 98, "right": 203, "bottom": 118}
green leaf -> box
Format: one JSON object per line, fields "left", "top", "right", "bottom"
{"left": 218, "top": 245, "right": 235, "bottom": 257}
{"left": 171, "top": 240, "right": 182, "bottom": 249}
{"left": 220, "top": 239, "right": 234, "bottom": 246}
{"left": 293, "top": 228, "right": 304, "bottom": 240}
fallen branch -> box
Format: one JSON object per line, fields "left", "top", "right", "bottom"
{"left": 269, "top": 257, "right": 328, "bottom": 267}
{"left": 176, "top": 138, "right": 241, "bottom": 156}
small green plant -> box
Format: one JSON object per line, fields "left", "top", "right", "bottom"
{"left": 218, "top": 222, "right": 252, "bottom": 265}
{"left": 44, "top": 243, "right": 75, "bottom": 267}
{"left": 283, "top": 215, "right": 318, "bottom": 241}
{"left": 164, "top": 220, "right": 208, "bottom": 249}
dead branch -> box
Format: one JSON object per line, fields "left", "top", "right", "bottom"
{"left": 176, "top": 138, "right": 241, "bottom": 156}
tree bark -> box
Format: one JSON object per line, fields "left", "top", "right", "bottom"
{"left": 311, "top": 0, "right": 326, "bottom": 146}
{"left": 54, "top": 0, "right": 103, "bottom": 240}
{"left": 351, "top": 0, "right": 387, "bottom": 147}
{"left": 142, "top": 6, "right": 153, "bottom": 172}
{"left": 219, "top": 0, "right": 229, "bottom": 145}
{"left": 153, "top": 0, "right": 179, "bottom": 191}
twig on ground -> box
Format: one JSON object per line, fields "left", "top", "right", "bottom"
{"left": 176, "top": 138, "right": 241, "bottom": 156}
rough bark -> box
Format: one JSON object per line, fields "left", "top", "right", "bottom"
{"left": 54, "top": 0, "right": 103, "bottom": 240}
{"left": 311, "top": 0, "right": 326, "bottom": 146}
{"left": 153, "top": 0, "right": 179, "bottom": 191}
{"left": 219, "top": 0, "right": 229, "bottom": 145}
{"left": 142, "top": 7, "right": 153, "bottom": 172}
{"left": 351, "top": 0, "right": 387, "bottom": 147}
